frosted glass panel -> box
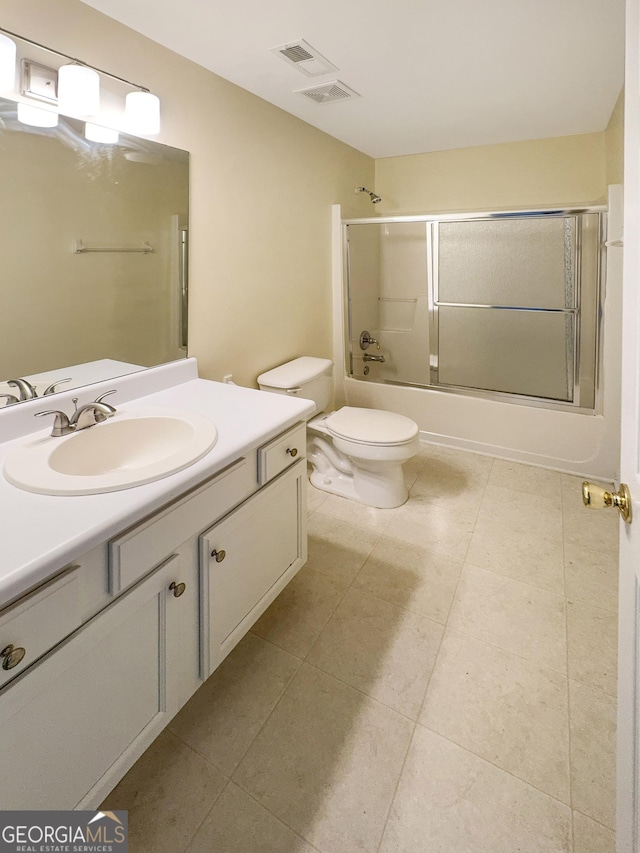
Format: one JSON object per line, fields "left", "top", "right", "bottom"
{"left": 438, "top": 307, "right": 573, "bottom": 401}
{"left": 380, "top": 222, "right": 427, "bottom": 299}
{"left": 438, "top": 218, "right": 574, "bottom": 309}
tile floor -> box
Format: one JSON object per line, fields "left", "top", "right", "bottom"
{"left": 102, "top": 445, "right": 618, "bottom": 853}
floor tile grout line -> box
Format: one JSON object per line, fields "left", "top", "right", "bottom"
{"left": 461, "top": 554, "right": 567, "bottom": 600}
{"left": 223, "top": 654, "right": 305, "bottom": 787}
{"left": 415, "top": 720, "right": 574, "bottom": 810}
{"left": 373, "top": 717, "right": 420, "bottom": 853}
{"left": 231, "top": 775, "right": 326, "bottom": 852}
{"left": 166, "top": 724, "right": 235, "bottom": 780}
{"left": 299, "top": 658, "right": 423, "bottom": 724}
{"left": 218, "top": 780, "right": 325, "bottom": 853}
{"left": 180, "top": 775, "right": 231, "bottom": 853}
{"left": 435, "top": 623, "right": 570, "bottom": 681}
{"left": 571, "top": 805, "right": 617, "bottom": 833}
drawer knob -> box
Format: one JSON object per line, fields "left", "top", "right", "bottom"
{"left": 169, "top": 581, "right": 186, "bottom": 598}
{"left": 1, "top": 644, "right": 26, "bottom": 671}
{"left": 286, "top": 447, "right": 298, "bottom": 457}
{"left": 211, "top": 548, "right": 226, "bottom": 563}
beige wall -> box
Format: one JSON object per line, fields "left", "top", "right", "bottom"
{"left": 606, "top": 88, "right": 624, "bottom": 185}
{"left": 374, "top": 133, "right": 607, "bottom": 214}
{"left": 1, "top": 0, "right": 374, "bottom": 387}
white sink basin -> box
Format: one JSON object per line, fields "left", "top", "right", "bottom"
{"left": 3, "top": 408, "right": 218, "bottom": 495}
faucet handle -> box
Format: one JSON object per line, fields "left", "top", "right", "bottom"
{"left": 0, "top": 394, "right": 19, "bottom": 406}
{"left": 35, "top": 409, "right": 73, "bottom": 437}
{"left": 359, "top": 330, "right": 380, "bottom": 351}
{"left": 94, "top": 390, "right": 117, "bottom": 412}
{"left": 43, "top": 378, "right": 72, "bottom": 396}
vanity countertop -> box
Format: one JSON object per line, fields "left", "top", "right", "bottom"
{"left": 0, "top": 362, "right": 314, "bottom": 607}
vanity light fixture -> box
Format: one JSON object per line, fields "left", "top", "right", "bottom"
{"left": 0, "top": 27, "right": 161, "bottom": 135}
{"left": 0, "top": 33, "right": 16, "bottom": 92}
{"left": 84, "top": 121, "right": 119, "bottom": 144}
{"left": 57, "top": 63, "right": 100, "bottom": 117}
{"left": 17, "top": 101, "right": 58, "bottom": 128}
{"left": 125, "top": 91, "right": 160, "bottom": 136}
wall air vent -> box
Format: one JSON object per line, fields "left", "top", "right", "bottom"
{"left": 271, "top": 39, "right": 338, "bottom": 77}
{"left": 296, "top": 81, "right": 360, "bottom": 104}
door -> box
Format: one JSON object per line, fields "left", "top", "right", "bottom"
{"left": 618, "top": 0, "right": 640, "bottom": 848}
{"left": 200, "top": 460, "right": 307, "bottom": 677}
{"left": 0, "top": 555, "right": 182, "bottom": 809}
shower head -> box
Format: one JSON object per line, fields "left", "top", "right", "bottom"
{"left": 355, "top": 186, "right": 383, "bottom": 205}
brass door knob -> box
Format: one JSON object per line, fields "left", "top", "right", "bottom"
{"left": 1, "top": 644, "right": 26, "bottom": 671}
{"left": 286, "top": 447, "right": 298, "bottom": 457}
{"left": 169, "top": 581, "right": 186, "bottom": 598}
{"left": 582, "top": 481, "right": 632, "bottom": 523}
{"left": 211, "top": 548, "right": 226, "bottom": 562}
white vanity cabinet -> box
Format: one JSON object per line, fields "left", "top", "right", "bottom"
{"left": 0, "top": 554, "right": 195, "bottom": 809}
{"left": 0, "top": 418, "right": 308, "bottom": 810}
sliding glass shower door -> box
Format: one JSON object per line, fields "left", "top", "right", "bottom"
{"left": 344, "top": 209, "right": 604, "bottom": 410}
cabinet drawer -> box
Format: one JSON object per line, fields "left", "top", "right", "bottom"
{"left": 0, "top": 567, "right": 80, "bottom": 687}
{"left": 109, "top": 458, "right": 251, "bottom": 594}
{"left": 257, "top": 422, "right": 306, "bottom": 485}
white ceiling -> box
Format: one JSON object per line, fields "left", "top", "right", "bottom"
{"left": 79, "top": 0, "right": 625, "bottom": 159}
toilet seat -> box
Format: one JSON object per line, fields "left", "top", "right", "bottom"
{"left": 325, "top": 407, "right": 419, "bottom": 447}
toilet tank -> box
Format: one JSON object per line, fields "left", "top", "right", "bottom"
{"left": 258, "top": 357, "right": 333, "bottom": 415}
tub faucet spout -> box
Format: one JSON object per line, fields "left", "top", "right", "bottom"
{"left": 363, "top": 353, "right": 385, "bottom": 363}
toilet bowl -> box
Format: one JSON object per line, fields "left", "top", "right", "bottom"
{"left": 258, "top": 357, "right": 420, "bottom": 508}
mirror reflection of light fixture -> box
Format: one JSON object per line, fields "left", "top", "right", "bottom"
{"left": 0, "top": 33, "right": 16, "bottom": 92}
{"left": 126, "top": 91, "right": 160, "bottom": 136}
{"left": 17, "top": 102, "right": 58, "bottom": 127}
{"left": 57, "top": 63, "right": 100, "bottom": 117}
{"left": 85, "top": 121, "right": 119, "bottom": 144}
{"left": 0, "top": 27, "right": 161, "bottom": 135}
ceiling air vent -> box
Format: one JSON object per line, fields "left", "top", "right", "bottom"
{"left": 271, "top": 39, "right": 337, "bottom": 77}
{"left": 296, "top": 81, "right": 360, "bottom": 104}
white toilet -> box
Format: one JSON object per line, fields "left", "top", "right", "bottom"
{"left": 258, "top": 357, "right": 420, "bottom": 508}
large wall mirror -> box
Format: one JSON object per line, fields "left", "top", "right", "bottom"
{"left": 0, "top": 96, "right": 189, "bottom": 407}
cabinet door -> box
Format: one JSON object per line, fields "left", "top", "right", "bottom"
{"left": 201, "top": 460, "right": 307, "bottom": 676}
{"left": 0, "top": 554, "right": 194, "bottom": 810}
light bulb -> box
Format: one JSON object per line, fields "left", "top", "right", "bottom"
{"left": 125, "top": 91, "right": 160, "bottom": 136}
{"left": 58, "top": 64, "right": 100, "bottom": 117}
{"left": 17, "top": 102, "right": 58, "bottom": 128}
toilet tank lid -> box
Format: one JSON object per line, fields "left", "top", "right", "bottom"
{"left": 257, "top": 357, "right": 333, "bottom": 389}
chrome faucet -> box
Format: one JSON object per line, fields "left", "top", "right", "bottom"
{"left": 363, "top": 353, "right": 385, "bottom": 363}
{"left": 35, "top": 391, "right": 117, "bottom": 437}
{"left": 7, "top": 378, "right": 37, "bottom": 401}
{"left": 70, "top": 391, "right": 117, "bottom": 430}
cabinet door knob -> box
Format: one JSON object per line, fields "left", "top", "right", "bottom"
{"left": 1, "top": 644, "right": 26, "bottom": 671}
{"left": 286, "top": 447, "right": 298, "bottom": 457}
{"left": 169, "top": 581, "right": 186, "bottom": 598}
{"left": 211, "top": 548, "right": 226, "bottom": 562}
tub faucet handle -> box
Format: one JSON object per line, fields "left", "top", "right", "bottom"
{"left": 359, "top": 330, "right": 380, "bottom": 351}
